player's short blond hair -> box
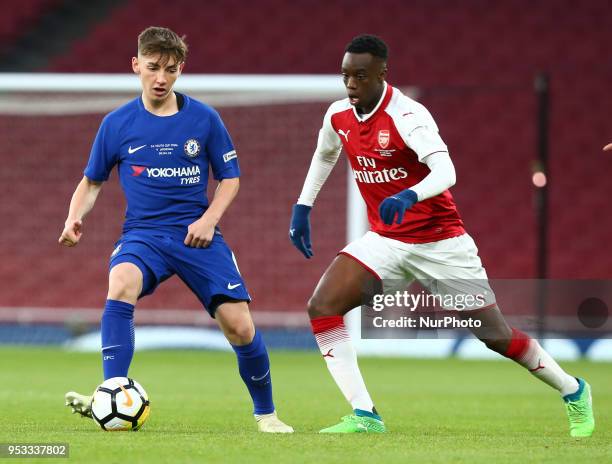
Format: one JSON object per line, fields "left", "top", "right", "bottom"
{"left": 137, "top": 26, "right": 188, "bottom": 64}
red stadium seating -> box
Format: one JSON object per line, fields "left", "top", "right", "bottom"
{"left": 2, "top": 0, "right": 611, "bottom": 316}
{"left": 0, "top": 0, "right": 58, "bottom": 54}
{"left": 0, "top": 103, "right": 345, "bottom": 311}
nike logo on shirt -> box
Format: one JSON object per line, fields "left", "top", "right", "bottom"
{"left": 227, "top": 283, "right": 242, "bottom": 290}
{"left": 128, "top": 144, "right": 147, "bottom": 154}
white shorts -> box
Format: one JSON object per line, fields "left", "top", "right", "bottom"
{"left": 341, "top": 232, "right": 496, "bottom": 310}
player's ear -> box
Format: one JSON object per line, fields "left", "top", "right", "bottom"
{"left": 379, "top": 63, "right": 388, "bottom": 82}
{"left": 178, "top": 62, "right": 185, "bottom": 75}
{"left": 132, "top": 56, "right": 140, "bottom": 75}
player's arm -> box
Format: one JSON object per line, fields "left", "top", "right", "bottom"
{"left": 289, "top": 108, "right": 343, "bottom": 258}
{"left": 409, "top": 152, "right": 456, "bottom": 200}
{"left": 379, "top": 115, "right": 455, "bottom": 225}
{"left": 60, "top": 114, "right": 119, "bottom": 246}
{"left": 184, "top": 177, "right": 239, "bottom": 248}
{"left": 379, "top": 148, "right": 456, "bottom": 225}
{"left": 604, "top": 143, "right": 612, "bottom": 151}
{"left": 58, "top": 176, "right": 103, "bottom": 247}
{"left": 188, "top": 109, "right": 242, "bottom": 248}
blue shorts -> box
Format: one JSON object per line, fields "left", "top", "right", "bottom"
{"left": 109, "top": 230, "right": 251, "bottom": 317}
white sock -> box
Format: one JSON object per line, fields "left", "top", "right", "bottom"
{"left": 505, "top": 328, "right": 579, "bottom": 397}
{"left": 311, "top": 316, "right": 375, "bottom": 412}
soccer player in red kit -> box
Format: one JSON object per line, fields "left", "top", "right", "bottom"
{"left": 289, "top": 35, "right": 594, "bottom": 436}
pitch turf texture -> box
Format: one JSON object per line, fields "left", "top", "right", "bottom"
{"left": 1, "top": 348, "right": 610, "bottom": 463}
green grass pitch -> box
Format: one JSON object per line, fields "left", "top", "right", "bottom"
{"left": 0, "top": 347, "right": 610, "bottom": 463}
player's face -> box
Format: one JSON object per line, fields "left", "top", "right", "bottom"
{"left": 132, "top": 53, "right": 184, "bottom": 105}
{"left": 341, "top": 52, "right": 387, "bottom": 114}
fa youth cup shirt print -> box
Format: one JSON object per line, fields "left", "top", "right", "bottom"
{"left": 84, "top": 94, "right": 240, "bottom": 234}
{"left": 320, "top": 84, "right": 464, "bottom": 244}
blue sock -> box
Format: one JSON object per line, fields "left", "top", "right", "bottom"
{"left": 231, "top": 330, "right": 274, "bottom": 415}
{"left": 101, "top": 299, "right": 135, "bottom": 380}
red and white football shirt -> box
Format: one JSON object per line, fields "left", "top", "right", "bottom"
{"left": 315, "top": 83, "right": 465, "bottom": 244}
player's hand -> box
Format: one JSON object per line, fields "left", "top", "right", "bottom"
{"left": 289, "top": 204, "right": 313, "bottom": 259}
{"left": 378, "top": 189, "right": 418, "bottom": 225}
{"left": 185, "top": 215, "right": 216, "bottom": 248}
{"left": 58, "top": 219, "right": 83, "bottom": 247}
{"left": 603, "top": 143, "right": 612, "bottom": 151}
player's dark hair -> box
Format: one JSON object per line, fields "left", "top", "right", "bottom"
{"left": 345, "top": 34, "right": 388, "bottom": 60}
{"left": 138, "top": 26, "right": 188, "bottom": 64}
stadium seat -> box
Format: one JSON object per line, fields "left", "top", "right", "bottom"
{"left": 3, "top": 0, "right": 611, "bottom": 319}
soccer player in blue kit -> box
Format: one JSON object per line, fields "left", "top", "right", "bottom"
{"left": 58, "top": 26, "right": 293, "bottom": 433}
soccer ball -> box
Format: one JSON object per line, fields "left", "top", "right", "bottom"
{"left": 91, "top": 377, "right": 150, "bottom": 431}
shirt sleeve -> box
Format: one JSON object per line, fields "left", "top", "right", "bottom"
{"left": 297, "top": 105, "right": 343, "bottom": 206}
{"left": 409, "top": 151, "right": 456, "bottom": 201}
{"left": 83, "top": 115, "right": 120, "bottom": 182}
{"left": 405, "top": 126, "right": 449, "bottom": 161}
{"left": 393, "top": 104, "right": 449, "bottom": 161}
{"left": 206, "top": 109, "right": 240, "bottom": 180}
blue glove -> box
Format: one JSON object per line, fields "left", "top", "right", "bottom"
{"left": 289, "top": 204, "right": 313, "bottom": 259}
{"left": 378, "top": 189, "right": 418, "bottom": 225}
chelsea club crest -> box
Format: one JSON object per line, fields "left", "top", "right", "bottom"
{"left": 184, "top": 138, "right": 201, "bottom": 158}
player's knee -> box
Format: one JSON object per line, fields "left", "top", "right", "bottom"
{"left": 216, "top": 301, "right": 255, "bottom": 345}
{"left": 307, "top": 294, "right": 339, "bottom": 318}
{"left": 223, "top": 319, "right": 255, "bottom": 346}
{"left": 107, "top": 283, "right": 140, "bottom": 303}
{"left": 107, "top": 264, "right": 142, "bottom": 303}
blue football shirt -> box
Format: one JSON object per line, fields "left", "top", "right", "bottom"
{"left": 84, "top": 93, "right": 240, "bottom": 235}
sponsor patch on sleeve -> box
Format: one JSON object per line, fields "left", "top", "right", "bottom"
{"left": 223, "top": 150, "right": 237, "bottom": 163}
